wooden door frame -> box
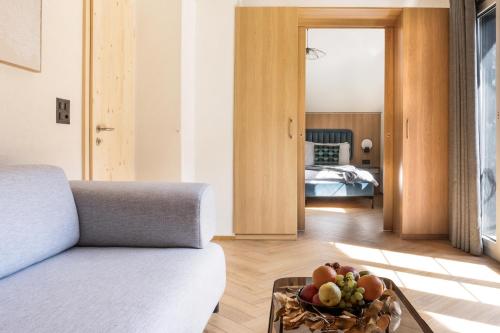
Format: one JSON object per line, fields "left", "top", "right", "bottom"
{"left": 82, "top": 0, "right": 92, "bottom": 180}
{"left": 296, "top": 8, "right": 401, "bottom": 231}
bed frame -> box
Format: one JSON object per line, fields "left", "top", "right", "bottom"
{"left": 305, "top": 129, "right": 375, "bottom": 208}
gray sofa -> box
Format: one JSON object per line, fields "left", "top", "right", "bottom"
{"left": 0, "top": 165, "right": 226, "bottom": 333}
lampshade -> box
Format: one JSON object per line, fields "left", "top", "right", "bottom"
{"left": 306, "top": 47, "right": 327, "bottom": 60}
{"left": 306, "top": 29, "right": 326, "bottom": 60}
{"left": 361, "top": 139, "right": 373, "bottom": 153}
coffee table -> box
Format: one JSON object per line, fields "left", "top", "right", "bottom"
{"left": 268, "top": 277, "right": 433, "bottom": 333}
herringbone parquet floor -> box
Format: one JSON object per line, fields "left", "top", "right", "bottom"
{"left": 205, "top": 197, "right": 500, "bottom": 333}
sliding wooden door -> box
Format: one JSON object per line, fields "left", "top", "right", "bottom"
{"left": 234, "top": 8, "right": 298, "bottom": 238}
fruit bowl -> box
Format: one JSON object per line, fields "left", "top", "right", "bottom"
{"left": 296, "top": 287, "right": 367, "bottom": 316}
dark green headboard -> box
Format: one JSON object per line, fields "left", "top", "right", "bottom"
{"left": 306, "top": 129, "right": 354, "bottom": 160}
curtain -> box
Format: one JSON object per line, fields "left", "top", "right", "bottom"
{"left": 449, "top": 0, "right": 482, "bottom": 255}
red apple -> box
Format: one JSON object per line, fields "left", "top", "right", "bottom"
{"left": 312, "top": 293, "right": 323, "bottom": 306}
{"left": 338, "top": 266, "right": 360, "bottom": 281}
{"left": 300, "top": 284, "right": 318, "bottom": 302}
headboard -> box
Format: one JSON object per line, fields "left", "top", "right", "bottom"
{"left": 306, "top": 129, "right": 354, "bottom": 160}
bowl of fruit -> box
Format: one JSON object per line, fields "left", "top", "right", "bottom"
{"left": 297, "top": 262, "right": 386, "bottom": 315}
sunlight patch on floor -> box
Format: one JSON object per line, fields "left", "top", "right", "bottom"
{"left": 331, "top": 242, "right": 500, "bottom": 304}
{"left": 426, "top": 312, "right": 500, "bottom": 333}
{"left": 435, "top": 257, "right": 500, "bottom": 284}
{"left": 396, "top": 272, "right": 478, "bottom": 302}
{"left": 306, "top": 207, "right": 347, "bottom": 213}
{"left": 382, "top": 250, "right": 448, "bottom": 275}
{"left": 334, "top": 242, "right": 500, "bottom": 284}
{"left": 462, "top": 282, "right": 500, "bottom": 306}
{"left": 333, "top": 243, "right": 388, "bottom": 264}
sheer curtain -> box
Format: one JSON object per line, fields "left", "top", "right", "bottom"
{"left": 449, "top": 0, "right": 483, "bottom": 255}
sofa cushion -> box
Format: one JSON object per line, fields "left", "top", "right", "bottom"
{"left": 0, "top": 243, "right": 226, "bottom": 333}
{"left": 0, "top": 165, "right": 79, "bottom": 279}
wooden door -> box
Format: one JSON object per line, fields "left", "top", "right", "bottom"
{"left": 91, "top": 0, "right": 135, "bottom": 181}
{"left": 400, "top": 9, "right": 449, "bottom": 237}
{"left": 234, "top": 8, "right": 298, "bottom": 238}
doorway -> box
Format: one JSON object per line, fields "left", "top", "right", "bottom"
{"left": 300, "top": 28, "right": 386, "bottom": 231}
{"left": 82, "top": 0, "right": 135, "bottom": 181}
{"left": 296, "top": 12, "right": 396, "bottom": 233}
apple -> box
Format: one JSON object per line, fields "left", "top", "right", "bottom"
{"left": 338, "top": 266, "right": 360, "bottom": 281}
{"left": 312, "top": 293, "right": 323, "bottom": 306}
{"left": 300, "top": 284, "right": 318, "bottom": 302}
{"left": 318, "top": 282, "right": 342, "bottom": 306}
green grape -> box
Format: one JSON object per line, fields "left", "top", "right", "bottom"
{"left": 346, "top": 272, "right": 354, "bottom": 278}
{"left": 356, "top": 287, "right": 365, "bottom": 294}
{"left": 336, "top": 274, "right": 344, "bottom": 282}
{"left": 354, "top": 292, "right": 363, "bottom": 301}
{"left": 350, "top": 295, "right": 357, "bottom": 304}
{"left": 337, "top": 280, "right": 345, "bottom": 287}
{"left": 347, "top": 280, "right": 355, "bottom": 289}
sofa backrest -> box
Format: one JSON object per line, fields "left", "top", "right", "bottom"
{"left": 0, "top": 165, "right": 79, "bottom": 279}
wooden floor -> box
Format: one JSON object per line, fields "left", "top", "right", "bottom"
{"left": 205, "top": 197, "right": 500, "bottom": 333}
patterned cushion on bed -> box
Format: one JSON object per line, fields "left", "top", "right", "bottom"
{"left": 314, "top": 144, "right": 340, "bottom": 165}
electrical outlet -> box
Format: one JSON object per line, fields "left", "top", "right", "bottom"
{"left": 56, "top": 98, "right": 70, "bottom": 124}
{"left": 362, "top": 159, "right": 371, "bottom": 165}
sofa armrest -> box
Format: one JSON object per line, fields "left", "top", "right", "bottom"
{"left": 70, "top": 181, "right": 215, "bottom": 249}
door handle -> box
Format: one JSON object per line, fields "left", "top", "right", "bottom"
{"left": 288, "top": 118, "right": 293, "bottom": 139}
{"left": 405, "top": 118, "right": 409, "bottom": 139}
{"left": 96, "top": 125, "right": 115, "bottom": 133}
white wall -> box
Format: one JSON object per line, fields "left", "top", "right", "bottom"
{"left": 195, "top": 0, "right": 237, "bottom": 236}
{"left": 135, "top": 0, "right": 182, "bottom": 181}
{"left": 181, "top": 0, "right": 197, "bottom": 182}
{"left": 306, "top": 29, "right": 384, "bottom": 113}
{"left": 0, "top": 0, "right": 82, "bottom": 179}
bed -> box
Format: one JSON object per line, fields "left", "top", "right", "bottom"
{"left": 305, "top": 129, "right": 378, "bottom": 208}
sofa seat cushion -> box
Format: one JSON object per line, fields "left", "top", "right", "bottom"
{"left": 0, "top": 243, "right": 226, "bottom": 333}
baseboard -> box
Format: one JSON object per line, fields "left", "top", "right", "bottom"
{"left": 235, "top": 234, "right": 297, "bottom": 240}
{"left": 212, "top": 235, "right": 236, "bottom": 240}
{"left": 400, "top": 233, "right": 448, "bottom": 240}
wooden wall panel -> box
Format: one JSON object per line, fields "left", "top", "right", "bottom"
{"left": 397, "top": 9, "right": 449, "bottom": 237}
{"left": 306, "top": 112, "right": 382, "bottom": 167}
{"left": 234, "top": 7, "right": 298, "bottom": 238}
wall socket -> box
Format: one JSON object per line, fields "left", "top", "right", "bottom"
{"left": 56, "top": 98, "right": 70, "bottom": 124}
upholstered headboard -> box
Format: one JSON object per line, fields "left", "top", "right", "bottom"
{"left": 306, "top": 129, "right": 354, "bottom": 160}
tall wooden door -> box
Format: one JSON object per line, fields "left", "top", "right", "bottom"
{"left": 392, "top": 8, "right": 449, "bottom": 237}
{"left": 234, "top": 8, "right": 298, "bottom": 238}
{"left": 90, "top": 0, "right": 135, "bottom": 181}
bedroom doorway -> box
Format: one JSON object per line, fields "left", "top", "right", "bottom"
{"left": 298, "top": 26, "right": 393, "bottom": 233}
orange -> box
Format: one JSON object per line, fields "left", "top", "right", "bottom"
{"left": 312, "top": 265, "right": 337, "bottom": 289}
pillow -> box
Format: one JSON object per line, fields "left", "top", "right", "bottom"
{"left": 314, "top": 144, "right": 340, "bottom": 165}
{"left": 338, "top": 142, "right": 350, "bottom": 165}
{"left": 305, "top": 141, "right": 315, "bottom": 166}
{"left": 311, "top": 142, "right": 350, "bottom": 165}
